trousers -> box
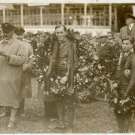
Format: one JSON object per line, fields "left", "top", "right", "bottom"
{"left": 56, "top": 95, "right": 76, "bottom": 128}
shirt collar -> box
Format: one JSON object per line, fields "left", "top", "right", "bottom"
{"left": 129, "top": 23, "right": 134, "bottom": 30}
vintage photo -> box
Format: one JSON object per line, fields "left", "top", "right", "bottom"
{"left": 0, "top": 0, "right": 135, "bottom": 133}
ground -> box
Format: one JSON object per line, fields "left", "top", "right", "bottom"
{"left": 0, "top": 79, "right": 119, "bottom": 133}
{"left": 0, "top": 100, "right": 119, "bottom": 133}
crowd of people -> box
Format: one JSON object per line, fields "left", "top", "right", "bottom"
{"left": 0, "top": 14, "right": 135, "bottom": 133}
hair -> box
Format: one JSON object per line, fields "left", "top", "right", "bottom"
{"left": 55, "top": 25, "right": 67, "bottom": 31}
{"left": 15, "top": 27, "right": 25, "bottom": 36}
{"left": 122, "top": 38, "right": 131, "bottom": 42}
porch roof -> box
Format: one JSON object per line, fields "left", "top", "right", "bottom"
{"left": 0, "top": 0, "right": 135, "bottom": 4}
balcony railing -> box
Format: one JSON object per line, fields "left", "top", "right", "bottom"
{"left": 0, "top": 4, "right": 111, "bottom": 27}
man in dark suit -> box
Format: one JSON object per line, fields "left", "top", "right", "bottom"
{"left": 120, "top": 14, "right": 135, "bottom": 47}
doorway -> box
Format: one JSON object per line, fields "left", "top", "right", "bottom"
{"left": 116, "top": 4, "right": 133, "bottom": 32}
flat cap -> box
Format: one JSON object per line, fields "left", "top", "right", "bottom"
{"left": 1, "top": 23, "right": 15, "bottom": 33}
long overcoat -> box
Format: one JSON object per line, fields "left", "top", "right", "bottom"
{"left": 0, "top": 37, "right": 27, "bottom": 108}
{"left": 21, "top": 41, "right": 33, "bottom": 98}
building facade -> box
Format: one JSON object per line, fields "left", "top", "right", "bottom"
{"left": 0, "top": 3, "right": 134, "bottom": 35}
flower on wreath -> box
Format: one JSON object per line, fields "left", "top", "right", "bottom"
{"left": 49, "top": 75, "right": 69, "bottom": 96}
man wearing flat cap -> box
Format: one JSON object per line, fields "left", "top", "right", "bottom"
{"left": 120, "top": 14, "right": 135, "bottom": 47}
{"left": 0, "top": 23, "right": 27, "bottom": 128}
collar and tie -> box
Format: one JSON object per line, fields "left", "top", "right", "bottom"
{"left": 129, "top": 23, "right": 134, "bottom": 31}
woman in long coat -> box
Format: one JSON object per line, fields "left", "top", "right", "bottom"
{"left": 0, "top": 23, "right": 27, "bottom": 128}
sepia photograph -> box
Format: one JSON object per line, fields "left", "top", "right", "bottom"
{"left": 0, "top": 0, "right": 135, "bottom": 133}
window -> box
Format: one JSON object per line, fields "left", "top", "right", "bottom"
{"left": 24, "top": 5, "right": 40, "bottom": 26}
{"left": 5, "top": 5, "right": 21, "bottom": 26}
{"left": 43, "top": 4, "right": 61, "bottom": 25}
{"left": 87, "top": 5, "right": 109, "bottom": 26}
{"left": 0, "top": 10, "right": 3, "bottom": 24}
{"left": 64, "top": 4, "right": 84, "bottom": 25}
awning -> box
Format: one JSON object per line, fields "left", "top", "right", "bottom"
{"left": 0, "top": 4, "right": 14, "bottom": 9}
{"left": 0, "top": 0, "right": 135, "bottom": 4}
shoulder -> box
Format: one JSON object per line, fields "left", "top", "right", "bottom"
{"left": 22, "top": 40, "right": 31, "bottom": 47}
{"left": 23, "top": 39, "right": 31, "bottom": 43}
{"left": 132, "top": 54, "right": 135, "bottom": 60}
{"left": 15, "top": 39, "right": 29, "bottom": 51}
{"left": 21, "top": 40, "right": 33, "bottom": 53}
{"left": 133, "top": 23, "right": 135, "bottom": 28}
{"left": 14, "top": 38, "right": 23, "bottom": 45}
{"left": 120, "top": 26, "right": 127, "bottom": 32}
{"left": 12, "top": 38, "right": 25, "bottom": 49}
{"left": 132, "top": 24, "right": 135, "bottom": 31}
{"left": 65, "top": 37, "right": 74, "bottom": 46}
{"left": 0, "top": 39, "right": 5, "bottom": 45}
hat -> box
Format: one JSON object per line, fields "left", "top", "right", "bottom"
{"left": 1, "top": 23, "right": 15, "bottom": 33}
{"left": 15, "top": 27, "right": 25, "bottom": 35}
{"left": 125, "top": 14, "right": 135, "bottom": 20}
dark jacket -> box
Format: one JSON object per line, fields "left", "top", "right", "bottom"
{"left": 126, "top": 54, "right": 135, "bottom": 96}
{"left": 47, "top": 36, "right": 78, "bottom": 78}
{"left": 115, "top": 53, "right": 131, "bottom": 98}
{"left": 120, "top": 24, "right": 135, "bottom": 46}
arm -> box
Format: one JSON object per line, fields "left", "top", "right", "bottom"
{"left": 8, "top": 44, "right": 27, "bottom": 66}
{"left": 126, "top": 55, "right": 135, "bottom": 95}
{"left": 46, "top": 42, "right": 58, "bottom": 76}
{"left": 23, "top": 45, "right": 34, "bottom": 72}
{"left": 124, "top": 55, "right": 132, "bottom": 69}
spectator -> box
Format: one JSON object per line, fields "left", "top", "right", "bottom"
{"left": 120, "top": 14, "right": 135, "bottom": 47}
{"left": 15, "top": 26, "right": 34, "bottom": 117}
{"left": 114, "top": 38, "right": 133, "bottom": 133}
{"left": 0, "top": 23, "right": 27, "bottom": 128}
{"left": 46, "top": 25, "right": 78, "bottom": 131}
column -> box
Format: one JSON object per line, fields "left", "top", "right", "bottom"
{"left": 61, "top": 3, "right": 64, "bottom": 25}
{"left": 84, "top": 3, "right": 87, "bottom": 26}
{"left": 40, "top": 6, "right": 43, "bottom": 26}
{"left": 89, "top": 5, "right": 93, "bottom": 26}
{"left": 2, "top": 8, "right": 5, "bottom": 23}
{"left": 132, "top": 5, "right": 135, "bottom": 16}
{"left": 109, "top": 4, "right": 112, "bottom": 29}
{"left": 20, "top": 4, "right": 24, "bottom": 27}
{"left": 114, "top": 6, "right": 118, "bottom": 32}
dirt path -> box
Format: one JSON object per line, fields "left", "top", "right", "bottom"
{"left": 0, "top": 79, "right": 119, "bottom": 133}
{"left": 74, "top": 102, "right": 118, "bottom": 133}
{"left": 0, "top": 98, "right": 118, "bottom": 133}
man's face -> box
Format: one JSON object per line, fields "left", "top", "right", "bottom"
{"left": 108, "top": 33, "right": 113, "bottom": 39}
{"left": 122, "top": 40, "right": 132, "bottom": 52}
{"left": 55, "top": 27, "right": 66, "bottom": 41}
{"left": 126, "top": 18, "right": 134, "bottom": 25}
{"left": 3, "top": 31, "right": 14, "bottom": 40}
